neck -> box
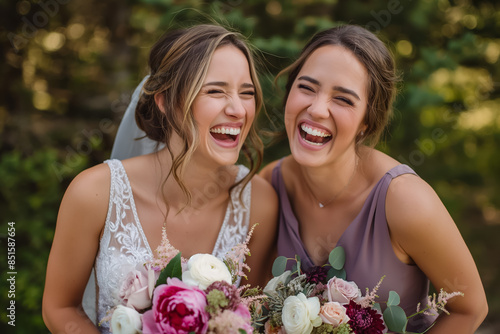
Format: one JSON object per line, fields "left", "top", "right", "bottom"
{"left": 298, "top": 152, "right": 359, "bottom": 208}
{"left": 153, "top": 148, "right": 233, "bottom": 210}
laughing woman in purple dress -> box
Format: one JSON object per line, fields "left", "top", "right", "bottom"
{"left": 260, "top": 25, "right": 487, "bottom": 333}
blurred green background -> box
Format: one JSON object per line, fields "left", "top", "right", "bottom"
{"left": 1, "top": 0, "right": 499, "bottom": 332}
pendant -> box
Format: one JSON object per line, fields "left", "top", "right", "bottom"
{"left": 319, "top": 202, "right": 324, "bottom": 208}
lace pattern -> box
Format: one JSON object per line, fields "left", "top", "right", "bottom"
{"left": 83, "top": 160, "right": 251, "bottom": 333}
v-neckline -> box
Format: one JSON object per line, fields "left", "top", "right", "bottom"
{"left": 277, "top": 160, "right": 400, "bottom": 267}
{"left": 117, "top": 160, "right": 238, "bottom": 259}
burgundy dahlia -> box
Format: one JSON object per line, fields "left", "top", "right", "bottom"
{"left": 345, "top": 300, "right": 386, "bottom": 334}
{"left": 205, "top": 280, "right": 240, "bottom": 310}
{"left": 305, "top": 265, "right": 329, "bottom": 284}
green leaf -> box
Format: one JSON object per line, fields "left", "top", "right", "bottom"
{"left": 328, "top": 246, "right": 345, "bottom": 270}
{"left": 272, "top": 256, "right": 288, "bottom": 277}
{"left": 238, "top": 329, "right": 246, "bottom": 334}
{"left": 387, "top": 290, "right": 401, "bottom": 306}
{"left": 373, "top": 303, "right": 382, "bottom": 313}
{"left": 383, "top": 305, "right": 408, "bottom": 333}
{"left": 156, "top": 252, "right": 182, "bottom": 287}
{"left": 327, "top": 267, "right": 346, "bottom": 280}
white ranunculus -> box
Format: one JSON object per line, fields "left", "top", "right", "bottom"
{"left": 282, "top": 293, "right": 322, "bottom": 334}
{"left": 182, "top": 253, "right": 232, "bottom": 289}
{"left": 110, "top": 305, "right": 142, "bottom": 334}
{"left": 263, "top": 270, "right": 292, "bottom": 295}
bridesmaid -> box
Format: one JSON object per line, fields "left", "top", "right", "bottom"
{"left": 43, "top": 24, "right": 278, "bottom": 333}
{"left": 260, "top": 25, "right": 487, "bottom": 333}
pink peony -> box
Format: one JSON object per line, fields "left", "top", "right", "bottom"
{"left": 326, "top": 276, "right": 362, "bottom": 305}
{"left": 142, "top": 278, "right": 209, "bottom": 334}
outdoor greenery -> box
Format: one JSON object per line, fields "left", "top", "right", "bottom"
{"left": 1, "top": 0, "right": 499, "bottom": 332}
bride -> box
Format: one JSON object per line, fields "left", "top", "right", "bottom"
{"left": 42, "top": 24, "right": 278, "bottom": 333}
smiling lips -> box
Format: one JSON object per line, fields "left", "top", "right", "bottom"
{"left": 209, "top": 126, "right": 241, "bottom": 144}
{"left": 299, "top": 123, "right": 332, "bottom": 146}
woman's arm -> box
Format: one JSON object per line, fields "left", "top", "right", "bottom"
{"left": 245, "top": 174, "right": 279, "bottom": 288}
{"left": 42, "top": 164, "right": 110, "bottom": 333}
{"left": 386, "top": 174, "right": 488, "bottom": 333}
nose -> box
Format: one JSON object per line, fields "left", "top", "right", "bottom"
{"left": 307, "top": 97, "right": 330, "bottom": 119}
{"left": 225, "top": 95, "right": 246, "bottom": 119}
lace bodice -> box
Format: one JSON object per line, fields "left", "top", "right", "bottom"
{"left": 82, "top": 159, "right": 251, "bottom": 333}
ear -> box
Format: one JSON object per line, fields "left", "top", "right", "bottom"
{"left": 154, "top": 92, "right": 167, "bottom": 114}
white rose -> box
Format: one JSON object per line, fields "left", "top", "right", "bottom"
{"left": 182, "top": 253, "right": 232, "bottom": 289}
{"left": 282, "top": 293, "right": 322, "bottom": 334}
{"left": 326, "top": 276, "right": 361, "bottom": 304}
{"left": 319, "top": 302, "right": 350, "bottom": 327}
{"left": 111, "top": 305, "right": 142, "bottom": 334}
{"left": 263, "top": 270, "right": 292, "bottom": 294}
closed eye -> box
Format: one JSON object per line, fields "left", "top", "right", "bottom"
{"left": 207, "top": 89, "right": 224, "bottom": 94}
{"left": 241, "top": 90, "right": 255, "bottom": 96}
{"left": 298, "top": 84, "right": 315, "bottom": 92}
{"left": 335, "top": 96, "right": 354, "bottom": 106}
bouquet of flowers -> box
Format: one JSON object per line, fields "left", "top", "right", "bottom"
{"left": 102, "top": 225, "right": 260, "bottom": 334}
{"left": 252, "top": 247, "right": 462, "bottom": 334}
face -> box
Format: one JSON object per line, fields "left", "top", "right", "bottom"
{"left": 285, "top": 45, "right": 369, "bottom": 167}
{"left": 191, "top": 45, "right": 256, "bottom": 166}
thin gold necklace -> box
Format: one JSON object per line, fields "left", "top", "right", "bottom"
{"left": 302, "top": 157, "right": 359, "bottom": 208}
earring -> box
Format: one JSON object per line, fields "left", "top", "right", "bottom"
{"left": 360, "top": 131, "right": 364, "bottom": 136}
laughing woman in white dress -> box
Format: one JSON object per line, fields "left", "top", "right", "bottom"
{"left": 42, "top": 25, "right": 278, "bottom": 334}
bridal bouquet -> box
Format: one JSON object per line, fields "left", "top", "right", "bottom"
{"left": 252, "top": 247, "right": 462, "bottom": 334}
{"left": 102, "top": 225, "right": 259, "bottom": 334}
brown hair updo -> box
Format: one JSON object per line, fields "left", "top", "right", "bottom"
{"left": 135, "top": 24, "right": 263, "bottom": 206}
{"left": 277, "top": 24, "right": 398, "bottom": 147}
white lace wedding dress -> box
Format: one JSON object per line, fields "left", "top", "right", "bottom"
{"left": 82, "top": 159, "right": 251, "bottom": 333}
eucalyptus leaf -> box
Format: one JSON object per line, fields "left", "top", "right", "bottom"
{"left": 387, "top": 290, "right": 401, "bottom": 306}
{"left": 373, "top": 302, "right": 382, "bottom": 313}
{"left": 327, "top": 267, "right": 346, "bottom": 280}
{"left": 272, "top": 256, "right": 288, "bottom": 277}
{"left": 383, "top": 305, "right": 408, "bottom": 333}
{"left": 328, "top": 246, "right": 345, "bottom": 270}
{"left": 156, "top": 252, "right": 182, "bottom": 287}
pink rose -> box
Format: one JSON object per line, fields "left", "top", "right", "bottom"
{"left": 142, "top": 278, "right": 209, "bottom": 334}
{"left": 119, "top": 266, "right": 155, "bottom": 310}
{"left": 319, "top": 302, "right": 350, "bottom": 326}
{"left": 326, "top": 277, "right": 361, "bottom": 304}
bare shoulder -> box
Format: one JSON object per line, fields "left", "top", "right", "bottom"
{"left": 65, "top": 163, "right": 110, "bottom": 203}
{"left": 59, "top": 163, "right": 111, "bottom": 231}
{"left": 258, "top": 159, "right": 282, "bottom": 183}
{"left": 385, "top": 172, "right": 448, "bottom": 236}
{"left": 251, "top": 173, "right": 278, "bottom": 213}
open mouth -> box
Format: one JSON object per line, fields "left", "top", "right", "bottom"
{"left": 299, "top": 123, "right": 332, "bottom": 146}
{"left": 209, "top": 126, "right": 241, "bottom": 143}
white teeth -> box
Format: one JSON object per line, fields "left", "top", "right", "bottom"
{"left": 210, "top": 127, "right": 241, "bottom": 135}
{"left": 304, "top": 139, "right": 323, "bottom": 146}
{"left": 300, "top": 124, "right": 331, "bottom": 137}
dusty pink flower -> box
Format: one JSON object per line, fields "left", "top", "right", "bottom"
{"left": 118, "top": 265, "right": 155, "bottom": 310}
{"left": 142, "top": 278, "right": 209, "bottom": 334}
{"left": 326, "top": 277, "right": 362, "bottom": 305}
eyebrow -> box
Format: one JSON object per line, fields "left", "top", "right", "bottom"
{"left": 204, "top": 81, "right": 255, "bottom": 89}
{"left": 297, "top": 75, "right": 361, "bottom": 101}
